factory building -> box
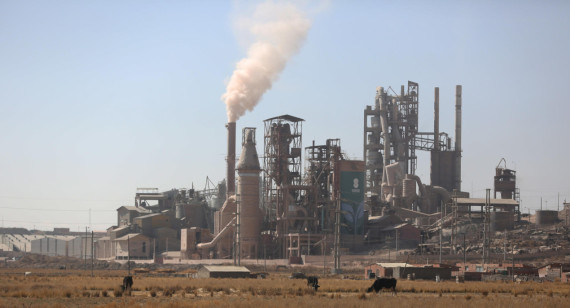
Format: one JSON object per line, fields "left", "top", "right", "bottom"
{"left": 95, "top": 81, "right": 528, "bottom": 266}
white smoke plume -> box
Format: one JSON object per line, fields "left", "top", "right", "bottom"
{"left": 222, "top": 1, "right": 311, "bottom": 122}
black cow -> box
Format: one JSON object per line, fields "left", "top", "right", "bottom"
{"left": 366, "top": 277, "right": 397, "bottom": 295}
{"left": 122, "top": 276, "right": 133, "bottom": 292}
{"left": 307, "top": 276, "right": 320, "bottom": 291}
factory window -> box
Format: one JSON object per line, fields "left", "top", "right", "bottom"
{"left": 142, "top": 242, "right": 146, "bottom": 253}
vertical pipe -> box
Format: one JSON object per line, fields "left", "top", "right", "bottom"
{"left": 432, "top": 87, "right": 440, "bottom": 187}
{"left": 227, "top": 122, "right": 236, "bottom": 198}
{"left": 455, "top": 85, "right": 462, "bottom": 191}
{"left": 434, "top": 87, "right": 440, "bottom": 151}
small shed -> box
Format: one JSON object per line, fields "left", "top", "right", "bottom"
{"left": 364, "top": 263, "right": 416, "bottom": 279}
{"left": 197, "top": 265, "right": 250, "bottom": 278}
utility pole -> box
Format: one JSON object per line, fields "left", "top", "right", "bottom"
{"left": 127, "top": 235, "right": 131, "bottom": 276}
{"left": 463, "top": 233, "right": 466, "bottom": 269}
{"left": 84, "top": 227, "right": 88, "bottom": 271}
{"left": 439, "top": 202, "right": 442, "bottom": 264}
{"left": 323, "top": 232, "right": 327, "bottom": 276}
{"left": 333, "top": 197, "right": 341, "bottom": 273}
{"left": 511, "top": 243, "right": 515, "bottom": 282}
{"left": 237, "top": 194, "right": 241, "bottom": 266}
{"left": 91, "top": 231, "right": 94, "bottom": 277}
{"left": 483, "top": 189, "right": 491, "bottom": 268}
{"left": 503, "top": 230, "right": 506, "bottom": 263}
{"left": 232, "top": 212, "right": 236, "bottom": 266}
{"left": 395, "top": 228, "right": 399, "bottom": 260}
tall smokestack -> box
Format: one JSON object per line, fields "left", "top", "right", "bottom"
{"left": 455, "top": 85, "right": 462, "bottom": 191}
{"left": 432, "top": 87, "right": 440, "bottom": 187}
{"left": 226, "top": 122, "right": 236, "bottom": 198}
{"left": 434, "top": 87, "right": 440, "bottom": 151}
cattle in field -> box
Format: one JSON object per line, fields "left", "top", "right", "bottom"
{"left": 122, "top": 276, "right": 133, "bottom": 292}
{"left": 366, "top": 277, "right": 397, "bottom": 295}
{"left": 307, "top": 276, "right": 320, "bottom": 291}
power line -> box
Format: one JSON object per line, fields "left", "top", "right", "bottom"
{"left": 1, "top": 219, "right": 113, "bottom": 226}
{"left": 0, "top": 195, "right": 130, "bottom": 202}
{"left": 0, "top": 206, "right": 115, "bottom": 212}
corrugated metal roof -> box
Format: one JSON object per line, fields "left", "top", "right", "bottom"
{"left": 456, "top": 198, "right": 518, "bottom": 205}
{"left": 203, "top": 265, "right": 250, "bottom": 273}
{"left": 264, "top": 114, "right": 304, "bottom": 122}
{"left": 117, "top": 206, "right": 150, "bottom": 213}
{"left": 375, "top": 263, "right": 416, "bottom": 268}
{"left": 114, "top": 233, "right": 146, "bottom": 241}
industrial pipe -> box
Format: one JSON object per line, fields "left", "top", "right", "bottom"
{"left": 405, "top": 174, "right": 431, "bottom": 210}
{"left": 390, "top": 99, "right": 405, "bottom": 164}
{"left": 455, "top": 85, "right": 462, "bottom": 191}
{"left": 226, "top": 122, "right": 236, "bottom": 198}
{"left": 196, "top": 217, "right": 236, "bottom": 250}
{"left": 431, "top": 186, "right": 451, "bottom": 204}
{"left": 377, "top": 88, "right": 391, "bottom": 183}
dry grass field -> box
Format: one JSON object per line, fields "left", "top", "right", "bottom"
{"left": 1, "top": 269, "right": 569, "bottom": 307}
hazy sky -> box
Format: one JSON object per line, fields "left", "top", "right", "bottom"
{"left": 1, "top": 0, "right": 569, "bottom": 231}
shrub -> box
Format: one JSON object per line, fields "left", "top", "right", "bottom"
{"left": 114, "top": 288, "right": 123, "bottom": 297}
{"left": 150, "top": 290, "right": 156, "bottom": 297}
{"left": 163, "top": 288, "right": 175, "bottom": 297}
{"left": 482, "top": 290, "right": 489, "bottom": 297}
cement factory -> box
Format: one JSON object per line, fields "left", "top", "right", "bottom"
{"left": 3, "top": 82, "right": 568, "bottom": 272}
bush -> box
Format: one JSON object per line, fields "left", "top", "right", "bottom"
{"left": 114, "top": 288, "right": 123, "bottom": 297}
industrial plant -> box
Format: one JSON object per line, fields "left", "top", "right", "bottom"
{"left": 82, "top": 83, "right": 521, "bottom": 261}
{"left": 3, "top": 81, "right": 569, "bottom": 274}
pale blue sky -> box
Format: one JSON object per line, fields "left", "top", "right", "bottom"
{"left": 1, "top": 0, "right": 569, "bottom": 230}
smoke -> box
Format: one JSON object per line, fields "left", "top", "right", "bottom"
{"left": 222, "top": 1, "right": 311, "bottom": 122}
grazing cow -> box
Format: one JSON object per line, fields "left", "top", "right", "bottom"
{"left": 307, "top": 276, "right": 320, "bottom": 291}
{"left": 366, "top": 278, "right": 397, "bottom": 295}
{"left": 122, "top": 276, "right": 133, "bottom": 292}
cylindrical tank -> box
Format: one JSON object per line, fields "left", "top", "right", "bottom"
{"left": 393, "top": 183, "right": 403, "bottom": 198}
{"left": 402, "top": 179, "right": 416, "bottom": 198}
{"left": 208, "top": 196, "right": 222, "bottom": 210}
{"left": 187, "top": 201, "right": 206, "bottom": 228}
{"left": 535, "top": 210, "right": 558, "bottom": 226}
{"left": 236, "top": 127, "right": 262, "bottom": 258}
{"left": 490, "top": 211, "right": 514, "bottom": 232}
{"left": 176, "top": 204, "right": 185, "bottom": 219}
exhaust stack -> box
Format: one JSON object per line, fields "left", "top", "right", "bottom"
{"left": 226, "top": 122, "right": 236, "bottom": 198}
{"left": 455, "top": 85, "right": 462, "bottom": 191}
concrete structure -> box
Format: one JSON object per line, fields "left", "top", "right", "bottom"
{"left": 364, "top": 263, "right": 416, "bottom": 279}
{"left": 393, "top": 266, "right": 452, "bottom": 280}
{"left": 363, "top": 82, "right": 462, "bottom": 215}
{"left": 236, "top": 127, "right": 263, "bottom": 259}
{"left": 535, "top": 210, "right": 559, "bottom": 226}
{"left": 117, "top": 206, "right": 150, "bottom": 227}
{"left": 538, "top": 263, "right": 570, "bottom": 280}
{"left": 30, "top": 235, "right": 92, "bottom": 258}
{"left": 197, "top": 265, "right": 250, "bottom": 278}
{"left": 114, "top": 233, "right": 152, "bottom": 260}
